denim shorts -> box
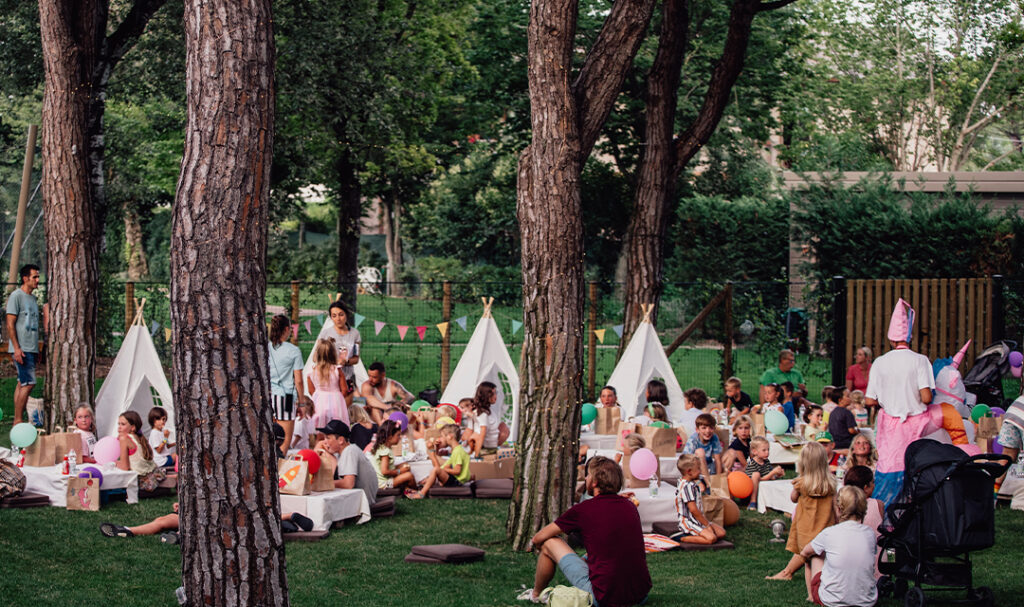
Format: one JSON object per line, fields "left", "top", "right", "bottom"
{"left": 15, "top": 351, "right": 36, "bottom": 386}
{"left": 557, "top": 553, "right": 594, "bottom": 600}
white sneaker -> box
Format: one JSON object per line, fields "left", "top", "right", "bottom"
{"left": 515, "top": 587, "right": 548, "bottom": 604}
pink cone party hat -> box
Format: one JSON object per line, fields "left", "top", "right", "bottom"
{"left": 887, "top": 298, "right": 915, "bottom": 342}
{"left": 951, "top": 340, "right": 971, "bottom": 369}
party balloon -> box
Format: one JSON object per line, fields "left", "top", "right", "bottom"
{"left": 722, "top": 499, "right": 741, "bottom": 527}
{"left": 727, "top": 470, "right": 753, "bottom": 499}
{"left": 993, "top": 440, "right": 1004, "bottom": 455}
{"left": 79, "top": 466, "right": 103, "bottom": 488}
{"left": 765, "top": 410, "right": 789, "bottom": 435}
{"left": 580, "top": 403, "right": 597, "bottom": 425}
{"left": 295, "top": 449, "right": 322, "bottom": 475}
{"left": 957, "top": 443, "right": 982, "bottom": 457}
{"left": 1009, "top": 351, "right": 1023, "bottom": 367}
{"left": 650, "top": 421, "right": 672, "bottom": 429}
{"left": 971, "top": 404, "right": 991, "bottom": 423}
{"left": 411, "top": 400, "right": 431, "bottom": 411}
{"left": 1014, "top": 366, "right": 1023, "bottom": 379}
{"left": 0, "top": 407, "right": 3, "bottom": 422}
{"left": 388, "top": 411, "right": 409, "bottom": 431}
{"left": 991, "top": 407, "right": 1006, "bottom": 417}
{"left": 628, "top": 448, "right": 658, "bottom": 481}
{"left": 10, "top": 422, "right": 37, "bottom": 448}
{"left": 93, "top": 436, "right": 122, "bottom": 465}
{"left": 434, "top": 416, "right": 456, "bottom": 429}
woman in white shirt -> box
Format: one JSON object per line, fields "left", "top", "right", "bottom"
{"left": 468, "top": 381, "right": 500, "bottom": 457}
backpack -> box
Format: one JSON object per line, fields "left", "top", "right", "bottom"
{"left": 0, "top": 460, "right": 27, "bottom": 499}
{"left": 541, "top": 586, "right": 593, "bottom": 607}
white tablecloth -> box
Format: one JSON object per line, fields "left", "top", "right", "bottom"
{"left": 20, "top": 463, "right": 139, "bottom": 507}
{"left": 619, "top": 483, "right": 678, "bottom": 532}
{"left": 580, "top": 432, "right": 618, "bottom": 450}
{"left": 409, "top": 460, "right": 433, "bottom": 483}
{"left": 279, "top": 488, "right": 370, "bottom": 531}
{"left": 755, "top": 479, "right": 796, "bottom": 515}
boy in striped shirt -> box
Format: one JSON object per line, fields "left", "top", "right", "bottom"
{"left": 673, "top": 454, "right": 726, "bottom": 544}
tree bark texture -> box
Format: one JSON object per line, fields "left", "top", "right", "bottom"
{"left": 39, "top": 0, "right": 104, "bottom": 428}
{"left": 382, "top": 191, "right": 404, "bottom": 297}
{"left": 172, "top": 1, "right": 286, "bottom": 605}
{"left": 619, "top": 0, "right": 790, "bottom": 350}
{"left": 507, "top": 0, "right": 655, "bottom": 551}
{"left": 334, "top": 146, "right": 361, "bottom": 311}
{"left": 124, "top": 203, "right": 150, "bottom": 280}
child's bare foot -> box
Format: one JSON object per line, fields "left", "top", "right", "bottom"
{"left": 765, "top": 571, "right": 792, "bottom": 581}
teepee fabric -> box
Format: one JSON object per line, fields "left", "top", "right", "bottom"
{"left": 606, "top": 317, "right": 685, "bottom": 421}
{"left": 94, "top": 317, "right": 175, "bottom": 438}
{"left": 439, "top": 301, "right": 521, "bottom": 440}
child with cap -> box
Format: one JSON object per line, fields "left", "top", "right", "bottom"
{"left": 314, "top": 420, "right": 378, "bottom": 505}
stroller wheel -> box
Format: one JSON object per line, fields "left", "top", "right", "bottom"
{"left": 876, "top": 576, "right": 895, "bottom": 599}
{"left": 893, "top": 578, "right": 909, "bottom": 599}
{"left": 968, "top": 586, "right": 994, "bottom": 607}
{"left": 904, "top": 586, "right": 926, "bottom": 607}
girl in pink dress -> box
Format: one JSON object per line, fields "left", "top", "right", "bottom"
{"left": 307, "top": 338, "right": 349, "bottom": 428}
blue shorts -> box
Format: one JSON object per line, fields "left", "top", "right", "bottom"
{"left": 15, "top": 351, "right": 36, "bottom": 386}
{"left": 557, "top": 553, "right": 595, "bottom": 603}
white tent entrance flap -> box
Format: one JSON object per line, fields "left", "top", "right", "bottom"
{"left": 94, "top": 300, "right": 175, "bottom": 438}
{"left": 605, "top": 304, "right": 685, "bottom": 421}
{"left": 439, "top": 298, "right": 521, "bottom": 440}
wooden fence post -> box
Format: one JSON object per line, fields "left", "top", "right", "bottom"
{"left": 831, "top": 276, "right": 847, "bottom": 386}
{"left": 125, "top": 282, "right": 135, "bottom": 333}
{"left": 290, "top": 280, "right": 300, "bottom": 344}
{"left": 441, "top": 281, "right": 452, "bottom": 390}
{"left": 991, "top": 274, "right": 1005, "bottom": 343}
{"left": 722, "top": 282, "right": 733, "bottom": 383}
{"left": 587, "top": 282, "right": 598, "bottom": 401}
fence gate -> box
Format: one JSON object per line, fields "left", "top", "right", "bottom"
{"left": 835, "top": 278, "right": 997, "bottom": 383}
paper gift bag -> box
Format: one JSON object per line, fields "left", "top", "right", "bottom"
{"left": 66, "top": 475, "right": 100, "bottom": 511}
{"left": 715, "top": 427, "right": 731, "bottom": 448}
{"left": 977, "top": 416, "right": 1000, "bottom": 439}
{"left": 594, "top": 407, "right": 621, "bottom": 435}
{"left": 278, "top": 457, "right": 311, "bottom": 496}
{"left": 752, "top": 412, "right": 766, "bottom": 437}
{"left": 703, "top": 494, "right": 727, "bottom": 527}
{"left": 708, "top": 473, "right": 729, "bottom": 497}
{"left": 52, "top": 429, "right": 81, "bottom": 460}
{"left": 310, "top": 449, "right": 336, "bottom": 492}
{"left": 616, "top": 422, "right": 640, "bottom": 451}
{"left": 22, "top": 430, "right": 55, "bottom": 467}
{"left": 639, "top": 425, "right": 677, "bottom": 458}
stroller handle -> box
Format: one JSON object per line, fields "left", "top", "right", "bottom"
{"left": 963, "top": 453, "right": 1013, "bottom": 478}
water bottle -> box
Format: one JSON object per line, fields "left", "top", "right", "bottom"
{"left": 401, "top": 436, "right": 410, "bottom": 458}
{"left": 648, "top": 476, "right": 659, "bottom": 498}
{"left": 68, "top": 449, "right": 78, "bottom": 475}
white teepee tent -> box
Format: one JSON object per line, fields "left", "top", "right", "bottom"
{"left": 94, "top": 300, "right": 175, "bottom": 438}
{"left": 606, "top": 304, "right": 685, "bottom": 421}
{"left": 440, "top": 298, "right": 521, "bottom": 439}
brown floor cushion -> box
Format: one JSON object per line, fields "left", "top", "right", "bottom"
{"left": 371, "top": 496, "right": 396, "bottom": 518}
{"left": 651, "top": 521, "right": 680, "bottom": 536}
{"left": 427, "top": 481, "right": 474, "bottom": 499}
{"left": 678, "top": 539, "right": 734, "bottom": 551}
{"left": 410, "top": 543, "right": 485, "bottom": 564}
{"left": 0, "top": 491, "right": 50, "bottom": 508}
{"left": 404, "top": 552, "right": 445, "bottom": 564}
{"left": 474, "top": 478, "right": 512, "bottom": 499}
{"left": 377, "top": 486, "right": 402, "bottom": 498}
{"left": 283, "top": 530, "right": 330, "bottom": 542}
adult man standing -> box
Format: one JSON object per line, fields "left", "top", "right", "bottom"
{"left": 314, "top": 420, "right": 378, "bottom": 506}
{"left": 6, "top": 264, "right": 44, "bottom": 423}
{"left": 759, "top": 349, "right": 805, "bottom": 403}
{"left": 359, "top": 361, "right": 413, "bottom": 423}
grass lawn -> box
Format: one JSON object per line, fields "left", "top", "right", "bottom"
{"left": 1, "top": 494, "right": 1023, "bottom": 606}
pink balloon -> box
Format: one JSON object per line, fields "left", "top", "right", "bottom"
{"left": 629, "top": 447, "right": 658, "bottom": 481}
{"left": 93, "top": 436, "right": 122, "bottom": 465}
{"left": 1013, "top": 366, "right": 1022, "bottom": 379}
{"left": 957, "top": 443, "right": 982, "bottom": 457}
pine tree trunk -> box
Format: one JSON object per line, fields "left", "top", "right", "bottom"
{"left": 124, "top": 203, "right": 149, "bottom": 280}
{"left": 382, "top": 192, "right": 404, "bottom": 297}
{"left": 172, "top": 1, "right": 286, "bottom": 604}
{"left": 334, "top": 147, "right": 360, "bottom": 311}
{"left": 39, "top": 0, "right": 103, "bottom": 428}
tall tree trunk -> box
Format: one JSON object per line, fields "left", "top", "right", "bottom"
{"left": 619, "top": 0, "right": 793, "bottom": 349}
{"left": 381, "top": 191, "right": 404, "bottom": 297}
{"left": 124, "top": 202, "right": 149, "bottom": 280}
{"left": 39, "top": 0, "right": 103, "bottom": 428}
{"left": 334, "top": 147, "right": 360, "bottom": 311}
{"left": 507, "top": 0, "right": 656, "bottom": 551}
{"left": 172, "top": 1, "right": 286, "bottom": 605}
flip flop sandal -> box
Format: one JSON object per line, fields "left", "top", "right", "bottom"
{"left": 100, "top": 523, "right": 133, "bottom": 538}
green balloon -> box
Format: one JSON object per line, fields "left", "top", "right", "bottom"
{"left": 971, "top": 404, "right": 991, "bottom": 424}
{"left": 765, "top": 410, "right": 789, "bottom": 435}
{"left": 580, "top": 403, "right": 597, "bottom": 425}
{"left": 411, "top": 400, "right": 430, "bottom": 411}
{"left": 0, "top": 407, "right": 3, "bottom": 422}
{"left": 10, "top": 422, "right": 38, "bottom": 448}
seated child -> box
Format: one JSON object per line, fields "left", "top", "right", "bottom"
{"left": 371, "top": 420, "right": 418, "bottom": 493}
{"left": 346, "top": 403, "right": 376, "bottom": 451}
{"left": 722, "top": 415, "right": 752, "bottom": 472}
{"left": 798, "top": 486, "right": 878, "bottom": 606}
{"left": 820, "top": 385, "right": 837, "bottom": 424}
{"left": 682, "top": 413, "right": 723, "bottom": 479}
{"left": 759, "top": 383, "right": 783, "bottom": 415}
{"left": 802, "top": 404, "right": 824, "bottom": 442}
{"left": 814, "top": 431, "right": 843, "bottom": 471}
{"left": 290, "top": 402, "right": 316, "bottom": 451}
{"left": 849, "top": 390, "right": 868, "bottom": 427}
{"left": 679, "top": 387, "right": 709, "bottom": 437}
{"left": 744, "top": 436, "right": 784, "bottom": 510}
{"left": 147, "top": 407, "right": 177, "bottom": 468}
{"left": 72, "top": 404, "right": 98, "bottom": 463}
{"left": 672, "top": 454, "right": 727, "bottom": 544}
{"left": 780, "top": 381, "right": 797, "bottom": 432}
{"left": 842, "top": 465, "right": 885, "bottom": 579}
{"left": 723, "top": 376, "right": 754, "bottom": 420}
{"left": 844, "top": 433, "right": 877, "bottom": 471}
{"left": 647, "top": 403, "right": 669, "bottom": 425}
{"left": 408, "top": 424, "right": 470, "bottom": 499}
{"left": 100, "top": 502, "right": 314, "bottom": 544}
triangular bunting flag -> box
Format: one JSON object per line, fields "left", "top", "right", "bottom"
{"left": 304, "top": 319, "right": 313, "bottom": 334}
{"left": 436, "top": 322, "right": 449, "bottom": 338}
{"left": 291, "top": 324, "right": 299, "bottom": 340}
{"left": 455, "top": 316, "right": 467, "bottom": 331}
{"left": 511, "top": 320, "right": 522, "bottom": 335}
{"left": 415, "top": 326, "right": 427, "bottom": 340}
{"left": 594, "top": 328, "right": 606, "bottom": 343}
{"left": 374, "top": 320, "right": 386, "bottom": 335}
{"left": 612, "top": 324, "right": 624, "bottom": 338}
{"left": 150, "top": 321, "right": 160, "bottom": 336}
{"left": 164, "top": 328, "right": 172, "bottom": 342}
{"left": 396, "top": 325, "right": 409, "bottom": 340}
{"left": 317, "top": 313, "right": 326, "bottom": 327}
{"left": 353, "top": 313, "right": 365, "bottom": 329}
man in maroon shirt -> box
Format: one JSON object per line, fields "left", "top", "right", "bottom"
{"left": 516, "top": 457, "right": 651, "bottom": 606}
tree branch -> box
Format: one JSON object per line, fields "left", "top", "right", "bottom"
{"left": 573, "top": 0, "right": 657, "bottom": 159}
{"left": 980, "top": 146, "right": 1019, "bottom": 171}
{"left": 758, "top": 0, "right": 797, "bottom": 11}
{"left": 107, "top": 0, "right": 168, "bottom": 68}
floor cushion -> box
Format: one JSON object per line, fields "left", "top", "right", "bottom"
{"left": 427, "top": 481, "right": 474, "bottom": 499}
{"left": 410, "top": 543, "right": 485, "bottom": 564}
{"left": 474, "top": 478, "right": 512, "bottom": 499}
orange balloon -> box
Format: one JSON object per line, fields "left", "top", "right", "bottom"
{"left": 727, "top": 470, "right": 753, "bottom": 499}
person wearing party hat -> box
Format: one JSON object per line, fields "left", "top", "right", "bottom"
{"left": 864, "top": 299, "right": 938, "bottom": 506}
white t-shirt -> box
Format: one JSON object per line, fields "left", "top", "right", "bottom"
{"left": 809, "top": 520, "right": 879, "bottom": 607}
{"left": 74, "top": 429, "right": 96, "bottom": 457}
{"left": 148, "top": 428, "right": 176, "bottom": 460}
{"left": 678, "top": 408, "right": 702, "bottom": 437}
{"left": 865, "top": 348, "right": 935, "bottom": 420}
{"left": 473, "top": 411, "right": 500, "bottom": 449}
{"left": 291, "top": 416, "right": 314, "bottom": 450}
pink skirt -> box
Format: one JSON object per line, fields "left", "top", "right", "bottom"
{"left": 312, "top": 391, "right": 349, "bottom": 428}
{"left": 876, "top": 407, "right": 941, "bottom": 473}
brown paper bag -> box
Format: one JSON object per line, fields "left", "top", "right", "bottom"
{"left": 23, "top": 430, "right": 55, "bottom": 467}
{"left": 594, "top": 407, "right": 621, "bottom": 435}
{"left": 639, "top": 425, "right": 677, "bottom": 458}
{"left": 52, "top": 430, "right": 81, "bottom": 461}
{"left": 708, "top": 473, "right": 729, "bottom": 496}
{"left": 976, "top": 436, "right": 994, "bottom": 454}
{"left": 278, "top": 457, "right": 311, "bottom": 496}
{"left": 66, "top": 475, "right": 101, "bottom": 511}
{"left": 616, "top": 422, "right": 640, "bottom": 451}
{"left": 703, "top": 494, "right": 727, "bottom": 527}
{"left": 310, "top": 449, "right": 337, "bottom": 492}
{"left": 752, "top": 412, "right": 766, "bottom": 437}
{"left": 977, "top": 416, "right": 1000, "bottom": 439}
{"left": 417, "top": 408, "right": 438, "bottom": 428}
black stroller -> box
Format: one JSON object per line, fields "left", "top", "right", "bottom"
{"left": 877, "top": 439, "right": 1011, "bottom": 606}
{"left": 962, "top": 340, "right": 1017, "bottom": 408}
